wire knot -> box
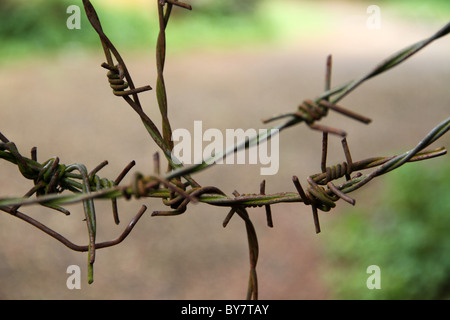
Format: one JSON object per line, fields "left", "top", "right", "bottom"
{"left": 101, "top": 63, "right": 152, "bottom": 97}
{"left": 320, "top": 161, "right": 352, "bottom": 184}
{"left": 304, "top": 178, "right": 338, "bottom": 212}
{"left": 123, "top": 173, "right": 201, "bottom": 216}
{"left": 105, "top": 65, "right": 129, "bottom": 96}
{"left": 292, "top": 173, "right": 356, "bottom": 234}
{"left": 35, "top": 157, "right": 65, "bottom": 195}
{"left": 295, "top": 99, "right": 329, "bottom": 124}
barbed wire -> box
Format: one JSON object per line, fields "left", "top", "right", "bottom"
{"left": 0, "top": 1, "right": 449, "bottom": 299}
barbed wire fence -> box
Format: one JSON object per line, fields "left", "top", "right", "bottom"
{"left": 0, "top": 0, "right": 449, "bottom": 299}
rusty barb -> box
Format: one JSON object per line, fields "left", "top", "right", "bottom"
{"left": 0, "top": 1, "right": 449, "bottom": 300}
{"left": 263, "top": 98, "right": 372, "bottom": 137}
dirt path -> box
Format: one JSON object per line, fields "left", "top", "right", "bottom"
{"left": 0, "top": 3, "right": 448, "bottom": 299}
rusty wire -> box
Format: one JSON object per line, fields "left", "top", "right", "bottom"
{"left": 0, "top": 1, "right": 449, "bottom": 300}
{"left": 1, "top": 114, "right": 447, "bottom": 296}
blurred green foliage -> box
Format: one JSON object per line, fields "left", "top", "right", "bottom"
{"left": 191, "top": 0, "right": 259, "bottom": 17}
{"left": 0, "top": 0, "right": 262, "bottom": 60}
{"left": 361, "top": 0, "right": 450, "bottom": 21}
{"left": 0, "top": 0, "right": 266, "bottom": 62}
{"left": 1, "top": 0, "right": 450, "bottom": 63}
{"left": 322, "top": 159, "right": 450, "bottom": 299}
{"left": 166, "top": 0, "right": 328, "bottom": 51}
{"left": 0, "top": 0, "right": 94, "bottom": 59}
{"left": 0, "top": 0, "right": 330, "bottom": 63}
{"left": 162, "top": 0, "right": 270, "bottom": 49}
{"left": 0, "top": 0, "right": 160, "bottom": 62}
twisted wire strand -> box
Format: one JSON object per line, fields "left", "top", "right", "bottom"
{"left": 83, "top": 0, "right": 200, "bottom": 189}
{"left": 82, "top": 0, "right": 177, "bottom": 169}
{"left": 155, "top": 0, "right": 191, "bottom": 172}
{"left": 318, "top": 22, "right": 450, "bottom": 105}
{"left": 345, "top": 116, "right": 450, "bottom": 193}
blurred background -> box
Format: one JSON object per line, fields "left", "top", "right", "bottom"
{"left": 0, "top": 0, "right": 449, "bottom": 299}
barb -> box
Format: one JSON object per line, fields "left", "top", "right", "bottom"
{"left": 260, "top": 180, "right": 273, "bottom": 228}
{"left": 263, "top": 99, "right": 371, "bottom": 137}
